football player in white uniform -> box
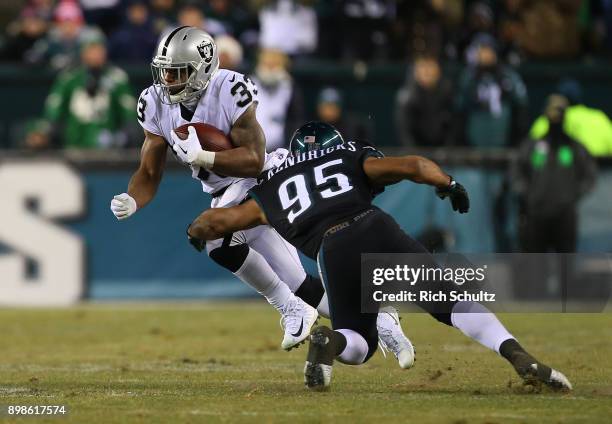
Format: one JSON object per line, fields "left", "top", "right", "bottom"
{"left": 110, "top": 27, "right": 414, "bottom": 365}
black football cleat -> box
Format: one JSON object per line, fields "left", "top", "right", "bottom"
{"left": 511, "top": 351, "right": 573, "bottom": 392}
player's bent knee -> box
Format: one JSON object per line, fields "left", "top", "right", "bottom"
{"left": 208, "top": 244, "right": 250, "bottom": 273}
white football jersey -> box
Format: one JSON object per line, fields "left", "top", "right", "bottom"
{"left": 136, "top": 69, "right": 259, "bottom": 194}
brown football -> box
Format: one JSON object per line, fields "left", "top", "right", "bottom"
{"left": 174, "top": 123, "right": 234, "bottom": 152}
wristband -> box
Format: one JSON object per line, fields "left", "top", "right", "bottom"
{"left": 195, "top": 150, "right": 216, "bottom": 169}
{"left": 437, "top": 175, "right": 453, "bottom": 190}
{"left": 447, "top": 175, "right": 455, "bottom": 188}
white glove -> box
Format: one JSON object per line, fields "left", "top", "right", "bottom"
{"left": 171, "top": 126, "right": 215, "bottom": 169}
{"left": 263, "top": 148, "right": 289, "bottom": 171}
{"left": 110, "top": 193, "right": 137, "bottom": 220}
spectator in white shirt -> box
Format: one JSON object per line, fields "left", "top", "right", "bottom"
{"left": 251, "top": 48, "right": 305, "bottom": 151}
{"left": 258, "top": 0, "right": 317, "bottom": 57}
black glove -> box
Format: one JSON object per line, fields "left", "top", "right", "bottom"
{"left": 435, "top": 176, "right": 470, "bottom": 214}
{"left": 187, "top": 224, "right": 206, "bottom": 252}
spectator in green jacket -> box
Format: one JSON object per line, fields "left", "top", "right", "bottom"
{"left": 529, "top": 79, "right": 612, "bottom": 157}
{"left": 27, "top": 29, "right": 137, "bottom": 149}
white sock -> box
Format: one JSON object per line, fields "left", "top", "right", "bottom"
{"left": 234, "top": 248, "right": 293, "bottom": 311}
{"left": 317, "top": 293, "right": 330, "bottom": 318}
{"left": 336, "top": 329, "right": 369, "bottom": 365}
{"left": 451, "top": 301, "right": 514, "bottom": 353}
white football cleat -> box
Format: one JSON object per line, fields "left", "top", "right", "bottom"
{"left": 377, "top": 306, "right": 415, "bottom": 369}
{"left": 280, "top": 295, "right": 318, "bottom": 351}
{"left": 548, "top": 368, "right": 573, "bottom": 391}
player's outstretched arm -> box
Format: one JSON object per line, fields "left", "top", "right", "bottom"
{"left": 188, "top": 199, "right": 268, "bottom": 244}
{"left": 363, "top": 156, "right": 469, "bottom": 213}
{"left": 212, "top": 104, "right": 266, "bottom": 177}
{"left": 110, "top": 130, "right": 167, "bottom": 220}
{"left": 363, "top": 156, "right": 450, "bottom": 187}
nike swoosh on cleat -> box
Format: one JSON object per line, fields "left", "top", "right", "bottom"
{"left": 291, "top": 319, "right": 304, "bottom": 337}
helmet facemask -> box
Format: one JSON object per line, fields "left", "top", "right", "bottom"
{"left": 151, "top": 57, "right": 204, "bottom": 105}
{"left": 150, "top": 27, "right": 220, "bottom": 105}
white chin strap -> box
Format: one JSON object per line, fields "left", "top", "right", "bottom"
{"left": 169, "top": 89, "right": 188, "bottom": 104}
{"left": 169, "top": 78, "right": 205, "bottom": 105}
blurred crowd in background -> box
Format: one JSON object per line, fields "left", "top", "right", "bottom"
{"left": 2, "top": 0, "right": 612, "bottom": 254}
{"left": 1, "top": 0, "right": 612, "bottom": 157}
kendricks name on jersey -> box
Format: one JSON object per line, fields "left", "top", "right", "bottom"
{"left": 259, "top": 141, "right": 379, "bottom": 183}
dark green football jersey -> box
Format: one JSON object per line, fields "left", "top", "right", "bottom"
{"left": 249, "top": 141, "right": 383, "bottom": 259}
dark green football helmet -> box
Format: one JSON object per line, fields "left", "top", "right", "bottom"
{"left": 289, "top": 121, "right": 344, "bottom": 154}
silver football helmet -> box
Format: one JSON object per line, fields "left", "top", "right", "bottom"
{"left": 151, "top": 26, "right": 219, "bottom": 105}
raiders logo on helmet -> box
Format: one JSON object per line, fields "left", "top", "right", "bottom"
{"left": 197, "top": 41, "right": 214, "bottom": 63}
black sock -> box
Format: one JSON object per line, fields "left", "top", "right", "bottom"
{"left": 295, "top": 275, "right": 325, "bottom": 308}
{"left": 499, "top": 338, "right": 532, "bottom": 364}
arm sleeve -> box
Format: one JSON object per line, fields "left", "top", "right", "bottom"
{"left": 359, "top": 144, "right": 385, "bottom": 162}
{"left": 356, "top": 142, "right": 385, "bottom": 195}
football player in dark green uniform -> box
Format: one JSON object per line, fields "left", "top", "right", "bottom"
{"left": 187, "top": 122, "right": 572, "bottom": 392}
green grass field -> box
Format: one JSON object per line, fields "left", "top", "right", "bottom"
{"left": 0, "top": 303, "right": 611, "bottom": 423}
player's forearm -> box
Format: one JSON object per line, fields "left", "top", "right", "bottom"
{"left": 210, "top": 147, "right": 264, "bottom": 177}
{"left": 127, "top": 169, "right": 162, "bottom": 209}
{"left": 189, "top": 209, "right": 229, "bottom": 241}
{"left": 407, "top": 156, "right": 451, "bottom": 188}
{"left": 189, "top": 201, "right": 266, "bottom": 241}
{"left": 365, "top": 156, "right": 450, "bottom": 188}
